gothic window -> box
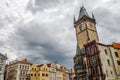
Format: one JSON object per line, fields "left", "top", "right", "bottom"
{"left": 79, "top": 24, "right": 82, "bottom": 30}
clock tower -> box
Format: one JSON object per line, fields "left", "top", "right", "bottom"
{"left": 74, "top": 6, "right": 99, "bottom": 48}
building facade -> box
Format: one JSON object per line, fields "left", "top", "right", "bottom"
{"left": 55, "top": 62, "right": 63, "bottom": 80}
{"left": 48, "top": 62, "right": 56, "bottom": 80}
{"left": 0, "top": 53, "right": 7, "bottom": 80}
{"left": 29, "top": 62, "right": 70, "bottom": 80}
{"left": 73, "top": 6, "right": 120, "bottom": 80}
{"left": 69, "top": 68, "right": 75, "bottom": 80}
{"left": 5, "top": 59, "right": 31, "bottom": 80}
{"left": 29, "top": 63, "right": 50, "bottom": 80}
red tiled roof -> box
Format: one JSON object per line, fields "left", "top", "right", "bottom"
{"left": 47, "top": 63, "right": 51, "bottom": 67}
{"left": 112, "top": 43, "right": 120, "bottom": 49}
{"left": 18, "top": 58, "right": 32, "bottom": 64}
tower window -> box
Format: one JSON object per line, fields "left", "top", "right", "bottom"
{"left": 79, "top": 24, "right": 82, "bottom": 30}
{"left": 115, "top": 52, "right": 119, "bottom": 57}
{"left": 107, "top": 59, "right": 111, "bottom": 66}
{"left": 104, "top": 49, "right": 107, "bottom": 55}
{"left": 117, "top": 61, "right": 120, "bottom": 65}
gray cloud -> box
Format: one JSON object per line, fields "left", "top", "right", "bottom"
{"left": 0, "top": 0, "right": 120, "bottom": 68}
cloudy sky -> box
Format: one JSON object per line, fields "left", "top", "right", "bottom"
{"left": 0, "top": 0, "right": 120, "bottom": 68}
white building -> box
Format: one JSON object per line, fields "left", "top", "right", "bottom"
{"left": 0, "top": 53, "right": 7, "bottom": 80}
{"left": 5, "top": 59, "right": 31, "bottom": 80}
{"left": 55, "top": 62, "right": 63, "bottom": 80}
{"left": 48, "top": 62, "right": 56, "bottom": 80}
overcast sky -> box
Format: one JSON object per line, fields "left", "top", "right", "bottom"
{"left": 0, "top": 0, "right": 120, "bottom": 68}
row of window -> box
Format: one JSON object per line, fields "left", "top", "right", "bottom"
{"left": 104, "top": 49, "right": 120, "bottom": 66}
{"left": 31, "top": 68, "right": 48, "bottom": 71}
{"left": 106, "top": 70, "right": 113, "bottom": 77}
{"left": 106, "top": 59, "right": 120, "bottom": 68}
{"left": 104, "top": 49, "right": 119, "bottom": 58}
{"left": 20, "top": 71, "right": 28, "bottom": 75}
{"left": 20, "top": 78, "right": 26, "bottom": 80}
{"left": 31, "top": 73, "right": 49, "bottom": 77}
{"left": 20, "top": 65, "right": 29, "bottom": 70}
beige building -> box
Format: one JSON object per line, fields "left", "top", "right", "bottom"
{"left": 47, "top": 62, "right": 56, "bottom": 80}
{"left": 5, "top": 59, "right": 31, "bottom": 80}
{"left": 55, "top": 62, "right": 63, "bottom": 80}
{"left": 97, "top": 43, "right": 120, "bottom": 80}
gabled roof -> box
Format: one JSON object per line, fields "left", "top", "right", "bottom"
{"left": 8, "top": 58, "right": 32, "bottom": 65}
{"left": 47, "top": 63, "right": 51, "bottom": 67}
{"left": 78, "top": 6, "right": 89, "bottom": 20}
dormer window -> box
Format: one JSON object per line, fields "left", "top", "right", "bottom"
{"left": 79, "top": 24, "right": 82, "bottom": 30}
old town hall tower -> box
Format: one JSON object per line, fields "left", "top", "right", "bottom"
{"left": 73, "top": 6, "right": 99, "bottom": 80}
{"left": 74, "top": 6, "right": 99, "bottom": 48}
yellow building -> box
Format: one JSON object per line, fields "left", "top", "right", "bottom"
{"left": 38, "top": 64, "right": 50, "bottom": 80}
{"left": 29, "top": 64, "right": 39, "bottom": 80}
{"left": 29, "top": 63, "right": 50, "bottom": 80}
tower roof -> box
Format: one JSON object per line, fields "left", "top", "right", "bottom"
{"left": 78, "top": 6, "right": 89, "bottom": 20}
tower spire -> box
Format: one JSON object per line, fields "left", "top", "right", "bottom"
{"left": 78, "top": 6, "right": 89, "bottom": 20}
{"left": 74, "top": 15, "right": 76, "bottom": 23}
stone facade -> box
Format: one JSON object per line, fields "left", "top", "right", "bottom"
{"left": 97, "top": 43, "right": 120, "bottom": 80}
